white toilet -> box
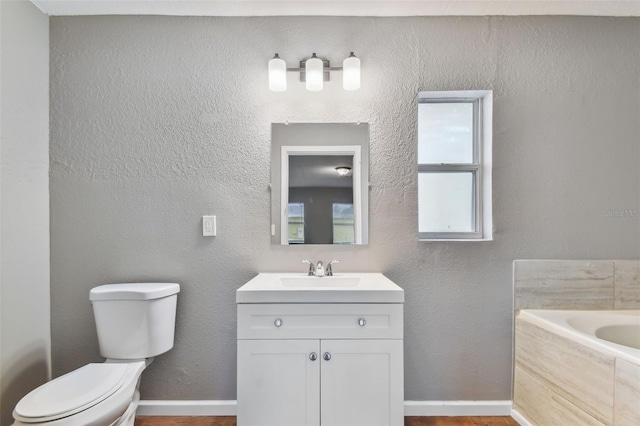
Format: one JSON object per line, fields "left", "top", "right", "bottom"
{"left": 12, "top": 282, "right": 180, "bottom": 426}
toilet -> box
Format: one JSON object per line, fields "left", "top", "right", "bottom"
{"left": 12, "top": 282, "right": 180, "bottom": 426}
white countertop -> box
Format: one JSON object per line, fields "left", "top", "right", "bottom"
{"left": 236, "top": 273, "right": 404, "bottom": 304}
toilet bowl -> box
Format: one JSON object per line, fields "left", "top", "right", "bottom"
{"left": 13, "top": 361, "right": 147, "bottom": 426}
{"left": 12, "top": 283, "right": 180, "bottom": 426}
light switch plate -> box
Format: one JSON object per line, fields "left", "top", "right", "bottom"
{"left": 203, "top": 215, "right": 216, "bottom": 237}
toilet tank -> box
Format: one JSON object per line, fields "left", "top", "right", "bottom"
{"left": 90, "top": 283, "right": 180, "bottom": 360}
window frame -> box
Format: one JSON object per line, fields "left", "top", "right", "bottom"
{"left": 418, "top": 91, "right": 491, "bottom": 241}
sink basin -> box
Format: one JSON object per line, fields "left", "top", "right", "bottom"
{"left": 279, "top": 276, "right": 361, "bottom": 288}
{"left": 236, "top": 273, "right": 404, "bottom": 303}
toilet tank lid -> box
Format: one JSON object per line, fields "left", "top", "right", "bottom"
{"left": 90, "top": 283, "right": 180, "bottom": 301}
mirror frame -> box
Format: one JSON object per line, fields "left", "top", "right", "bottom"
{"left": 271, "top": 123, "right": 369, "bottom": 245}
{"left": 281, "top": 145, "right": 363, "bottom": 245}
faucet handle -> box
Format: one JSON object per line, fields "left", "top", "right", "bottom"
{"left": 325, "top": 260, "right": 340, "bottom": 276}
{"left": 302, "top": 260, "right": 316, "bottom": 276}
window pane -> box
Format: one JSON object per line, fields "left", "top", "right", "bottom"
{"left": 332, "top": 203, "right": 355, "bottom": 245}
{"left": 288, "top": 202, "right": 305, "bottom": 244}
{"left": 418, "top": 102, "right": 474, "bottom": 164}
{"left": 418, "top": 172, "right": 475, "bottom": 233}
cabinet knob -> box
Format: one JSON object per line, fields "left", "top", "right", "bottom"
{"left": 358, "top": 318, "right": 366, "bottom": 327}
{"left": 309, "top": 352, "right": 318, "bottom": 361}
{"left": 323, "top": 352, "right": 331, "bottom": 361}
{"left": 274, "top": 318, "right": 283, "bottom": 327}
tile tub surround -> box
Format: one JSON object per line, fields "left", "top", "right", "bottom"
{"left": 513, "top": 311, "right": 640, "bottom": 426}
{"left": 615, "top": 260, "right": 640, "bottom": 309}
{"left": 513, "top": 260, "right": 640, "bottom": 310}
{"left": 614, "top": 359, "right": 640, "bottom": 426}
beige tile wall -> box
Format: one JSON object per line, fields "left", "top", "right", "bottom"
{"left": 514, "top": 260, "right": 615, "bottom": 310}
{"left": 514, "top": 366, "right": 604, "bottom": 426}
{"left": 614, "top": 359, "right": 640, "bottom": 425}
{"left": 514, "top": 259, "right": 640, "bottom": 310}
{"left": 515, "top": 317, "right": 615, "bottom": 424}
{"left": 614, "top": 260, "right": 640, "bottom": 309}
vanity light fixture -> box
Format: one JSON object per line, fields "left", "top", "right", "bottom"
{"left": 305, "top": 53, "right": 324, "bottom": 91}
{"left": 268, "top": 52, "right": 361, "bottom": 92}
{"left": 335, "top": 166, "right": 352, "bottom": 177}
{"left": 268, "top": 53, "right": 287, "bottom": 92}
{"left": 342, "top": 52, "right": 361, "bottom": 91}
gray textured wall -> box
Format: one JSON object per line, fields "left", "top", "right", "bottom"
{"left": 50, "top": 16, "right": 640, "bottom": 401}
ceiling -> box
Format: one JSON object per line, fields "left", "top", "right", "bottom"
{"left": 30, "top": 0, "right": 640, "bottom": 17}
{"left": 289, "top": 155, "right": 354, "bottom": 188}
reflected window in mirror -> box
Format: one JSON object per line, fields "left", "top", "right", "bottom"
{"left": 332, "top": 203, "right": 355, "bottom": 245}
{"left": 288, "top": 202, "right": 305, "bottom": 244}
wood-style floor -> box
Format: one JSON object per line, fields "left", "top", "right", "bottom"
{"left": 135, "top": 416, "right": 519, "bottom": 426}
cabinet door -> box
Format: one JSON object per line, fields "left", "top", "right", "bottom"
{"left": 237, "top": 339, "right": 320, "bottom": 426}
{"left": 320, "top": 339, "right": 404, "bottom": 426}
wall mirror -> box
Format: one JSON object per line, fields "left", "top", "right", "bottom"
{"left": 271, "top": 123, "right": 369, "bottom": 245}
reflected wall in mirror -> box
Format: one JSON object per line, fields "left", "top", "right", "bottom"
{"left": 271, "top": 123, "right": 369, "bottom": 245}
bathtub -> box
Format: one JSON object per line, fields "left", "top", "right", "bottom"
{"left": 514, "top": 310, "right": 640, "bottom": 425}
{"left": 518, "top": 309, "right": 640, "bottom": 364}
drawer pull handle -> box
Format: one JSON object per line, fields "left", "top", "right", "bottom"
{"left": 358, "top": 318, "right": 367, "bottom": 327}
{"left": 323, "top": 352, "right": 331, "bottom": 361}
{"left": 309, "top": 352, "right": 318, "bottom": 361}
{"left": 274, "top": 318, "right": 283, "bottom": 327}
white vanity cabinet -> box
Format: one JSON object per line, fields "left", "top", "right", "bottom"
{"left": 236, "top": 303, "right": 404, "bottom": 426}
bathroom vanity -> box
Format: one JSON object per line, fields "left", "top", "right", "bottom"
{"left": 236, "top": 273, "right": 404, "bottom": 426}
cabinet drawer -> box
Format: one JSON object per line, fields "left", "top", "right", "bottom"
{"left": 237, "top": 303, "right": 403, "bottom": 340}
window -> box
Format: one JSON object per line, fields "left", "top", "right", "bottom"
{"left": 287, "top": 202, "right": 305, "bottom": 244}
{"left": 418, "top": 90, "right": 492, "bottom": 240}
{"left": 332, "top": 203, "right": 355, "bottom": 245}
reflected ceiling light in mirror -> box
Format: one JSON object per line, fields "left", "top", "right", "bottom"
{"left": 336, "top": 166, "right": 352, "bottom": 177}
{"left": 268, "top": 52, "right": 360, "bottom": 92}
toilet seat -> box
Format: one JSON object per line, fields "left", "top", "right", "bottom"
{"left": 13, "top": 363, "right": 129, "bottom": 423}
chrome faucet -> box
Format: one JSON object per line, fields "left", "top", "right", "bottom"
{"left": 302, "top": 259, "right": 340, "bottom": 276}
{"left": 302, "top": 260, "right": 316, "bottom": 276}
{"left": 325, "top": 260, "right": 340, "bottom": 276}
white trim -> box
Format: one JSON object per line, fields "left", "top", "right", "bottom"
{"left": 511, "top": 408, "right": 533, "bottom": 426}
{"left": 480, "top": 91, "right": 493, "bottom": 241}
{"left": 30, "top": 1, "right": 640, "bottom": 18}
{"left": 280, "top": 145, "right": 362, "bottom": 245}
{"left": 137, "top": 400, "right": 512, "bottom": 417}
{"left": 404, "top": 400, "right": 512, "bottom": 416}
{"left": 137, "top": 400, "right": 237, "bottom": 416}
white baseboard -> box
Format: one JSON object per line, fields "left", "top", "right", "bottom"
{"left": 510, "top": 408, "right": 532, "bottom": 426}
{"left": 404, "top": 400, "right": 512, "bottom": 416}
{"left": 137, "top": 400, "right": 513, "bottom": 417}
{"left": 137, "top": 400, "right": 237, "bottom": 416}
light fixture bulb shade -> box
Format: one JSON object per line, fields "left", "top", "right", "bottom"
{"left": 305, "top": 54, "right": 324, "bottom": 91}
{"left": 268, "top": 54, "right": 287, "bottom": 92}
{"left": 343, "top": 52, "right": 360, "bottom": 91}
